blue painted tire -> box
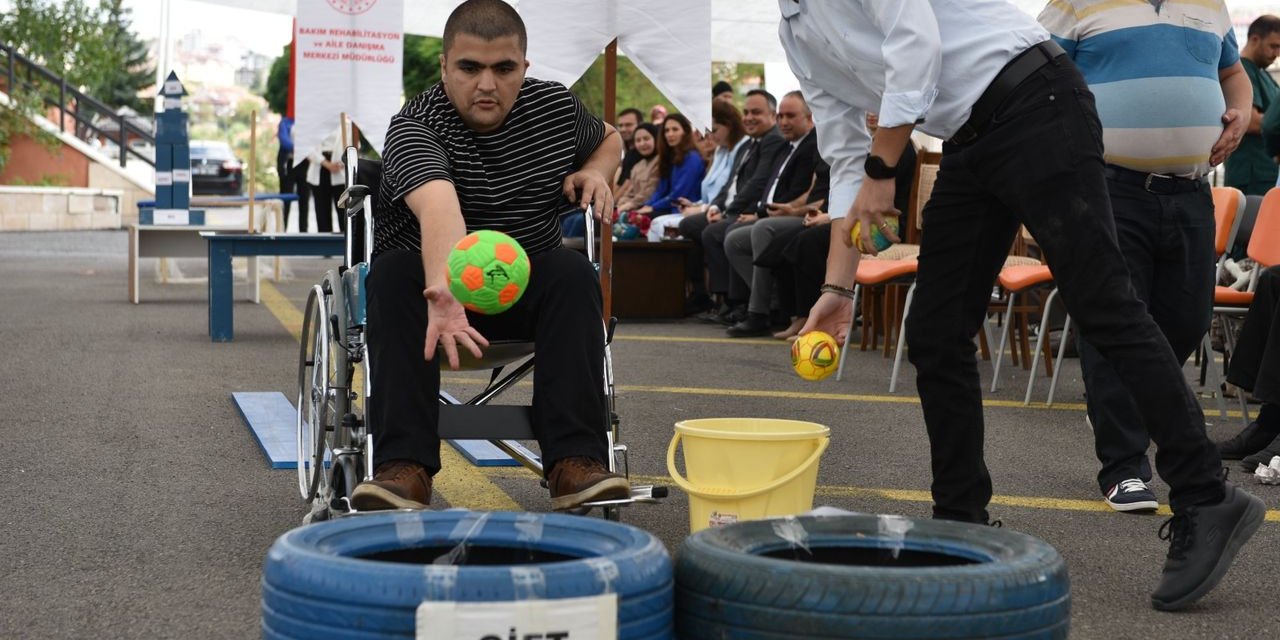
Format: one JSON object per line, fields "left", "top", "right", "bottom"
{"left": 262, "top": 511, "right": 671, "bottom": 639}
{"left": 675, "top": 515, "right": 1069, "bottom": 639}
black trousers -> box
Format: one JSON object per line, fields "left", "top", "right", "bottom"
{"left": 1079, "top": 178, "right": 1215, "bottom": 494}
{"left": 678, "top": 213, "right": 710, "bottom": 297}
{"left": 277, "top": 149, "right": 295, "bottom": 226}
{"left": 1228, "top": 265, "right": 1280, "bottom": 405}
{"left": 314, "top": 169, "right": 344, "bottom": 233}
{"left": 365, "top": 248, "right": 609, "bottom": 476}
{"left": 903, "top": 55, "right": 1224, "bottom": 523}
{"left": 704, "top": 218, "right": 748, "bottom": 299}
{"left": 289, "top": 159, "right": 311, "bottom": 232}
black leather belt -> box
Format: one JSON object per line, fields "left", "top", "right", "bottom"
{"left": 1104, "top": 164, "right": 1206, "bottom": 195}
{"left": 950, "top": 40, "right": 1067, "bottom": 145}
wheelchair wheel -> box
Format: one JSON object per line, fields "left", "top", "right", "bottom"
{"left": 296, "top": 284, "right": 334, "bottom": 501}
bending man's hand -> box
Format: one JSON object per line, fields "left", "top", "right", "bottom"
{"left": 423, "top": 285, "right": 489, "bottom": 370}
{"left": 563, "top": 169, "right": 614, "bottom": 220}
{"left": 846, "top": 177, "right": 901, "bottom": 255}
{"left": 798, "top": 291, "right": 852, "bottom": 345}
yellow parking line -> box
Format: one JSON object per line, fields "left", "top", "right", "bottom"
{"left": 264, "top": 279, "right": 1260, "bottom": 511}
{"left": 478, "top": 468, "right": 1280, "bottom": 522}
{"left": 261, "top": 280, "right": 522, "bottom": 511}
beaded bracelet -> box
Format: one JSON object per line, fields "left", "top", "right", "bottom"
{"left": 820, "top": 283, "right": 856, "bottom": 299}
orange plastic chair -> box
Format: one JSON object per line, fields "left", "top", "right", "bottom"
{"left": 987, "top": 264, "right": 1073, "bottom": 405}
{"left": 1208, "top": 187, "right": 1280, "bottom": 423}
{"left": 836, "top": 257, "right": 918, "bottom": 383}
{"left": 1200, "top": 186, "right": 1245, "bottom": 419}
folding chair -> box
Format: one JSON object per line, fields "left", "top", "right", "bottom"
{"left": 1204, "top": 187, "right": 1280, "bottom": 425}
{"left": 1200, "top": 186, "right": 1245, "bottom": 421}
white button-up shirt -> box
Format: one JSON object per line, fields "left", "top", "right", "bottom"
{"left": 778, "top": 0, "right": 1048, "bottom": 219}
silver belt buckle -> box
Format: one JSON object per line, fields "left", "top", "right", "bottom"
{"left": 1143, "top": 173, "right": 1169, "bottom": 192}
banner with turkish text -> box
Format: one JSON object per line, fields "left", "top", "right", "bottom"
{"left": 294, "top": 0, "right": 403, "bottom": 157}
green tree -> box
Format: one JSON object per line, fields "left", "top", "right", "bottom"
{"left": 570, "top": 54, "right": 672, "bottom": 121}
{"left": 0, "top": 0, "right": 153, "bottom": 108}
{"left": 403, "top": 35, "right": 443, "bottom": 98}
{"left": 94, "top": 0, "right": 155, "bottom": 113}
{"left": 264, "top": 44, "right": 290, "bottom": 115}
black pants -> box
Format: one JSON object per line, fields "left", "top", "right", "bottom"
{"left": 289, "top": 159, "right": 311, "bottom": 232}
{"left": 1228, "top": 266, "right": 1280, "bottom": 405}
{"left": 277, "top": 149, "right": 295, "bottom": 226}
{"left": 903, "top": 55, "right": 1224, "bottom": 523}
{"left": 779, "top": 223, "right": 831, "bottom": 317}
{"left": 699, "top": 218, "right": 747, "bottom": 299}
{"left": 365, "top": 248, "right": 609, "bottom": 476}
{"left": 314, "top": 169, "right": 344, "bottom": 233}
{"left": 679, "top": 213, "right": 711, "bottom": 297}
{"left": 1079, "top": 178, "right": 1215, "bottom": 494}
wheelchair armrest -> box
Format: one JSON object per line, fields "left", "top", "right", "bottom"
{"left": 338, "top": 184, "right": 371, "bottom": 211}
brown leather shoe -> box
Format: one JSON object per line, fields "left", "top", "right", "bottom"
{"left": 547, "top": 457, "right": 630, "bottom": 511}
{"left": 350, "top": 460, "right": 432, "bottom": 511}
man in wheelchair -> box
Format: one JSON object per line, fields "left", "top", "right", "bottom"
{"left": 349, "top": 0, "right": 628, "bottom": 512}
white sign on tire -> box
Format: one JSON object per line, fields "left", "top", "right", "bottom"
{"left": 416, "top": 593, "right": 618, "bottom": 640}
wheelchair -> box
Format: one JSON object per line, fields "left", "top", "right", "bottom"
{"left": 295, "top": 147, "right": 664, "bottom": 522}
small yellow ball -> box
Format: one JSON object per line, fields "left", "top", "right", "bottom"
{"left": 791, "top": 331, "right": 841, "bottom": 381}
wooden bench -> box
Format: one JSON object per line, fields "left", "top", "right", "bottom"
{"left": 565, "top": 238, "right": 694, "bottom": 319}
{"left": 204, "top": 233, "right": 344, "bottom": 342}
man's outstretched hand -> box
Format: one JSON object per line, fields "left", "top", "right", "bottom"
{"left": 424, "top": 285, "right": 489, "bottom": 370}
{"left": 563, "top": 169, "right": 614, "bottom": 219}
{"left": 798, "top": 291, "right": 852, "bottom": 345}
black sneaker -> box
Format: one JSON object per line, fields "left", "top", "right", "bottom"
{"left": 1217, "top": 421, "right": 1279, "bottom": 460}
{"left": 1150, "top": 483, "right": 1264, "bottom": 611}
{"left": 1240, "top": 432, "right": 1280, "bottom": 472}
{"left": 1104, "top": 478, "right": 1159, "bottom": 513}
{"left": 726, "top": 313, "right": 771, "bottom": 338}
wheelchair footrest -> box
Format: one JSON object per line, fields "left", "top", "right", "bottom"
{"left": 580, "top": 484, "right": 666, "bottom": 508}
{"left": 438, "top": 405, "right": 535, "bottom": 440}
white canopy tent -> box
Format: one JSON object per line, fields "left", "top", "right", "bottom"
{"left": 181, "top": 0, "right": 802, "bottom": 131}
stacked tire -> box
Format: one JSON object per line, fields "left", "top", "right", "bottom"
{"left": 675, "top": 515, "right": 1070, "bottom": 639}
{"left": 263, "top": 511, "right": 672, "bottom": 639}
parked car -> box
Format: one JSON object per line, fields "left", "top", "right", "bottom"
{"left": 190, "top": 140, "right": 243, "bottom": 196}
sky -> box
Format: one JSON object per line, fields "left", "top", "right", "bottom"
{"left": 123, "top": 0, "right": 294, "bottom": 58}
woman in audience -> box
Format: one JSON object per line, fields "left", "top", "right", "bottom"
{"left": 615, "top": 123, "right": 661, "bottom": 213}
{"left": 650, "top": 102, "right": 747, "bottom": 241}
{"left": 632, "top": 113, "right": 704, "bottom": 237}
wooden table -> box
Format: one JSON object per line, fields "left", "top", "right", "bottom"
{"left": 205, "top": 233, "right": 345, "bottom": 342}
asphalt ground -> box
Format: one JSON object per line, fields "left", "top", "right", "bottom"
{"left": 1, "top": 229, "right": 1277, "bottom": 639}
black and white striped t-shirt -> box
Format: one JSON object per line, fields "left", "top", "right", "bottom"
{"left": 375, "top": 78, "right": 605, "bottom": 258}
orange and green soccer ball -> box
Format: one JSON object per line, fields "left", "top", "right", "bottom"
{"left": 849, "top": 213, "right": 900, "bottom": 254}
{"left": 791, "top": 331, "right": 840, "bottom": 381}
{"left": 447, "top": 230, "right": 531, "bottom": 315}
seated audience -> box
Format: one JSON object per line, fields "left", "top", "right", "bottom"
{"left": 614, "top": 107, "right": 645, "bottom": 189}
{"left": 631, "top": 113, "right": 704, "bottom": 217}
{"left": 615, "top": 123, "right": 661, "bottom": 213}
{"left": 769, "top": 115, "right": 917, "bottom": 339}
{"left": 723, "top": 90, "right": 822, "bottom": 337}
{"left": 650, "top": 101, "right": 748, "bottom": 241}
{"left": 680, "top": 89, "right": 785, "bottom": 322}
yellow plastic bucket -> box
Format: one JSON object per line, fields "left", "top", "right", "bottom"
{"left": 667, "top": 418, "right": 830, "bottom": 533}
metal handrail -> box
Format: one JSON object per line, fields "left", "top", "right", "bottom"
{"left": 1, "top": 41, "right": 156, "bottom": 168}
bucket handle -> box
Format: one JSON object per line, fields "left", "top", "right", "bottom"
{"left": 666, "top": 431, "right": 830, "bottom": 500}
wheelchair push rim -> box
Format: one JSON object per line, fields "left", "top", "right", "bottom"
{"left": 296, "top": 284, "right": 334, "bottom": 502}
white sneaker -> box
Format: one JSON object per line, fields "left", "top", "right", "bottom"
{"left": 1104, "top": 478, "right": 1159, "bottom": 512}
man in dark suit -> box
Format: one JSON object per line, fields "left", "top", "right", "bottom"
{"left": 680, "top": 89, "right": 786, "bottom": 322}
{"left": 723, "top": 90, "right": 821, "bottom": 336}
